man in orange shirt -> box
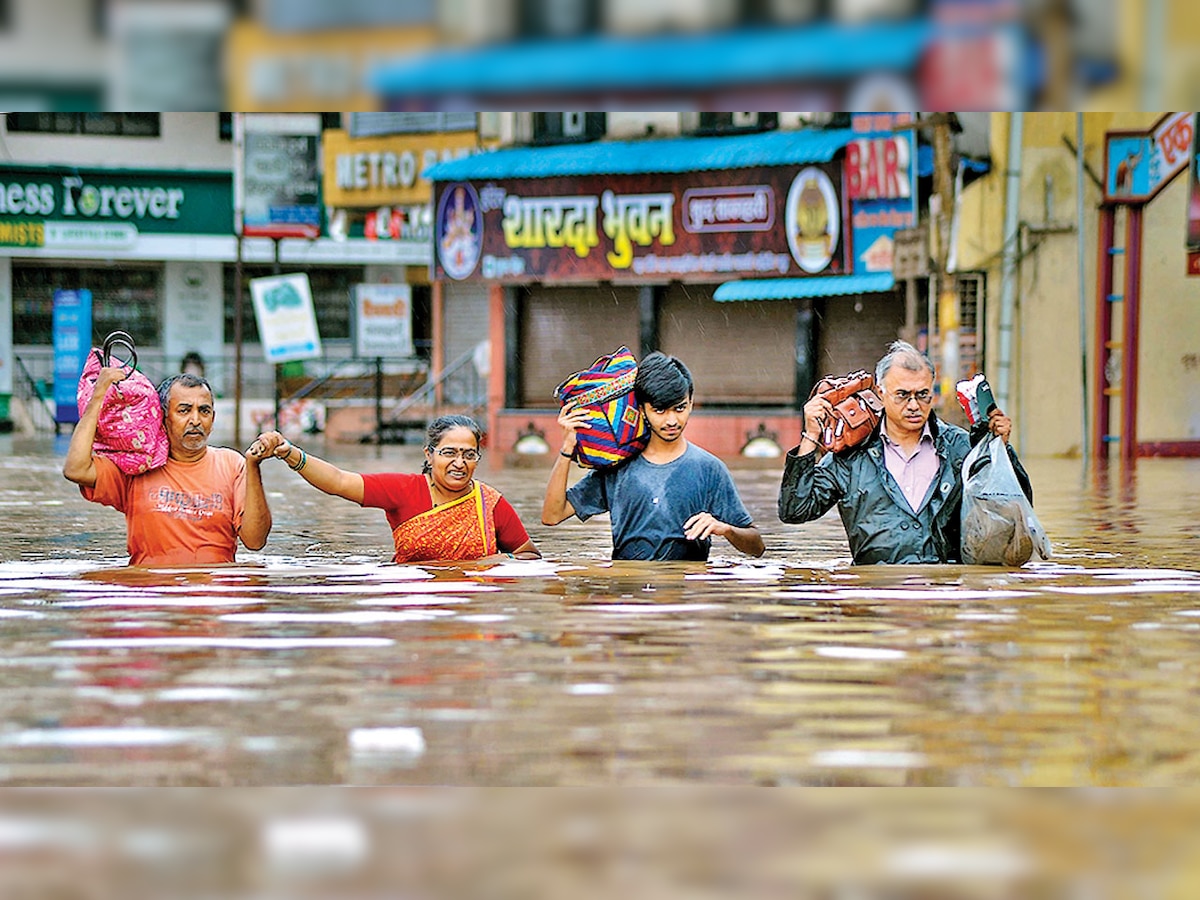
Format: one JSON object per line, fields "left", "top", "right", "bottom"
{"left": 63, "top": 368, "right": 272, "bottom": 566}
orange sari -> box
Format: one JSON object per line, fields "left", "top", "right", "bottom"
{"left": 391, "top": 481, "right": 502, "bottom": 563}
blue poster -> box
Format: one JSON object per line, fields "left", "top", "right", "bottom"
{"left": 52, "top": 288, "right": 92, "bottom": 425}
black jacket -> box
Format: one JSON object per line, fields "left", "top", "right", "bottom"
{"left": 778, "top": 413, "right": 1032, "bottom": 564}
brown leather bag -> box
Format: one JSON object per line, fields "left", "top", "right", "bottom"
{"left": 809, "top": 370, "right": 884, "bottom": 453}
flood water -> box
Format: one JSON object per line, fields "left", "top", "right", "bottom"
{"left": 2, "top": 433, "right": 1200, "bottom": 787}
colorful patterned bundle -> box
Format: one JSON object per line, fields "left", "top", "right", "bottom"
{"left": 76, "top": 331, "right": 169, "bottom": 475}
{"left": 554, "top": 346, "right": 649, "bottom": 468}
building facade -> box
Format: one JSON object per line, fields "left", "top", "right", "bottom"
{"left": 424, "top": 111, "right": 926, "bottom": 461}
{"left": 957, "top": 111, "right": 1200, "bottom": 460}
{"left": 0, "top": 112, "right": 429, "bottom": 436}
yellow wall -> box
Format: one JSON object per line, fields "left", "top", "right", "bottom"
{"left": 225, "top": 20, "right": 439, "bottom": 112}
{"left": 958, "top": 112, "right": 1200, "bottom": 457}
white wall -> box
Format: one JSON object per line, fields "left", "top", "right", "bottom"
{"left": 0, "top": 0, "right": 107, "bottom": 88}
{"left": 162, "top": 260, "right": 225, "bottom": 395}
{"left": 0, "top": 113, "right": 233, "bottom": 171}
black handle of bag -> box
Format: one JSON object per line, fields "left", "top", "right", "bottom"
{"left": 101, "top": 331, "right": 138, "bottom": 373}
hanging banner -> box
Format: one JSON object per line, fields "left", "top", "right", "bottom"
{"left": 249, "top": 273, "right": 322, "bottom": 364}
{"left": 431, "top": 162, "right": 847, "bottom": 284}
{"left": 52, "top": 288, "right": 92, "bottom": 425}
{"left": 353, "top": 284, "right": 414, "bottom": 357}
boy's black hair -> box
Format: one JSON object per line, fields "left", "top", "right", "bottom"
{"left": 634, "top": 352, "right": 694, "bottom": 409}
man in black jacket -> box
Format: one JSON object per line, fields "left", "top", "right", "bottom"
{"left": 778, "top": 341, "right": 1031, "bottom": 564}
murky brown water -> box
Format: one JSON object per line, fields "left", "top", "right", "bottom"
{"left": 2, "top": 433, "right": 1200, "bottom": 786}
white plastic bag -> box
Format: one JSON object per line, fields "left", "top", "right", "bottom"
{"left": 960, "top": 435, "right": 1051, "bottom": 565}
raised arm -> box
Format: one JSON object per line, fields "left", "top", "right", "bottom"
{"left": 541, "top": 405, "right": 591, "bottom": 526}
{"left": 239, "top": 442, "right": 273, "bottom": 550}
{"left": 250, "top": 432, "right": 365, "bottom": 504}
{"left": 63, "top": 366, "right": 127, "bottom": 488}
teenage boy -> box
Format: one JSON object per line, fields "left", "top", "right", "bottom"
{"left": 542, "top": 352, "right": 764, "bottom": 561}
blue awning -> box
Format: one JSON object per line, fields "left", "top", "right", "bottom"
{"left": 714, "top": 273, "right": 895, "bottom": 302}
{"left": 425, "top": 128, "right": 855, "bottom": 181}
{"left": 372, "top": 21, "right": 933, "bottom": 96}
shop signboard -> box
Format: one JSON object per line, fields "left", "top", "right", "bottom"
{"left": 236, "top": 113, "right": 322, "bottom": 239}
{"left": 1104, "top": 112, "right": 1192, "bottom": 204}
{"left": 0, "top": 166, "right": 233, "bottom": 247}
{"left": 431, "top": 162, "right": 847, "bottom": 284}
{"left": 353, "top": 284, "right": 413, "bottom": 358}
{"left": 52, "top": 288, "right": 92, "bottom": 425}
{"left": 249, "top": 273, "right": 322, "bottom": 364}
{"left": 846, "top": 114, "right": 918, "bottom": 275}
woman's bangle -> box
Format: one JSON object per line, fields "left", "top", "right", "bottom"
{"left": 802, "top": 431, "right": 821, "bottom": 445}
{"left": 288, "top": 448, "right": 308, "bottom": 472}
{"left": 560, "top": 450, "right": 573, "bottom": 459}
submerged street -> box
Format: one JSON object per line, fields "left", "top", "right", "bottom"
{"left": 1, "top": 436, "right": 1198, "bottom": 786}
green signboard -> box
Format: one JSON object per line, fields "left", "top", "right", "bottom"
{"left": 0, "top": 165, "right": 233, "bottom": 245}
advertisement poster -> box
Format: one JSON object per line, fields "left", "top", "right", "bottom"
{"left": 431, "top": 162, "right": 847, "bottom": 284}
{"left": 237, "top": 113, "right": 322, "bottom": 239}
{"left": 52, "top": 288, "right": 92, "bottom": 424}
{"left": 0, "top": 258, "right": 11, "bottom": 400}
{"left": 354, "top": 284, "right": 413, "bottom": 358}
{"left": 249, "top": 273, "right": 322, "bottom": 364}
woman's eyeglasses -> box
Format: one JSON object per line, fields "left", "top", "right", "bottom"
{"left": 888, "top": 388, "right": 933, "bottom": 405}
{"left": 433, "top": 447, "right": 481, "bottom": 462}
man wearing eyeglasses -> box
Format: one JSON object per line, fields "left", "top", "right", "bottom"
{"left": 778, "top": 340, "right": 1031, "bottom": 564}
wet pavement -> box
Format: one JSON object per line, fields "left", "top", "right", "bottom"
{"left": 2, "top": 433, "right": 1199, "bottom": 786}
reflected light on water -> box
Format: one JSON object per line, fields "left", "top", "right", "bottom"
{"left": 0, "top": 443, "right": 1199, "bottom": 790}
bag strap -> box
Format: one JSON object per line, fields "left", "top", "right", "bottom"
{"left": 101, "top": 331, "right": 138, "bottom": 373}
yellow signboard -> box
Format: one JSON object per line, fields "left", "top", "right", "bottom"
{"left": 322, "top": 129, "right": 490, "bottom": 208}
{"left": 225, "top": 20, "right": 439, "bottom": 112}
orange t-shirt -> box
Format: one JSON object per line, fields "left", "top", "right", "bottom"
{"left": 82, "top": 448, "right": 247, "bottom": 567}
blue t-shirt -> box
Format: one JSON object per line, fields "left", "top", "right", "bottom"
{"left": 566, "top": 443, "right": 754, "bottom": 561}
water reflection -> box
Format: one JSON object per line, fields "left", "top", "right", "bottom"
{"left": 2, "top": 435, "right": 1200, "bottom": 786}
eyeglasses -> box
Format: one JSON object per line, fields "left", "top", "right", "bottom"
{"left": 888, "top": 388, "right": 933, "bottom": 405}
{"left": 433, "top": 447, "right": 481, "bottom": 462}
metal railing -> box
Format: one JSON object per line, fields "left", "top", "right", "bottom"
{"left": 386, "top": 346, "right": 487, "bottom": 421}
{"left": 12, "top": 355, "right": 58, "bottom": 433}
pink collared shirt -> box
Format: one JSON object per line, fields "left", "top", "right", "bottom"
{"left": 881, "top": 424, "right": 939, "bottom": 512}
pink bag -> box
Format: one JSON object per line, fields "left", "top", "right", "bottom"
{"left": 76, "top": 331, "right": 168, "bottom": 475}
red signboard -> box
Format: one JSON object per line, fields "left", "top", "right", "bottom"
{"left": 844, "top": 136, "right": 913, "bottom": 202}
{"left": 431, "top": 164, "right": 847, "bottom": 284}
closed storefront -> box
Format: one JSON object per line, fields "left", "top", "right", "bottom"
{"left": 814, "top": 292, "right": 906, "bottom": 380}
{"left": 12, "top": 263, "right": 162, "bottom": 347}
{"left": 425, "top": 119, "right": 917, "bottom": 460}
{"left": 518, "top": 284, "right": 640, "bottom": 407}
{"left": 659, "top": 284, "right": 796, "bottom": 406}
{"left": 443, "top": 280, "right": 490, "bottom": 368}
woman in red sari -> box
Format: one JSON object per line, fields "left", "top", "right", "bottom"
{"left": 251, "top": 415, "right": 539, "bottom": 563}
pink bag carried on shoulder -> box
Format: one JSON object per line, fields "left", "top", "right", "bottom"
{"left": 76, "top": 331, "right": 169, "bottom": 475}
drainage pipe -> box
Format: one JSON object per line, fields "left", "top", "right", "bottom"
{"left": 1076, "top": 113, "right": 1089, "bottom": 462}
{"left": 995, "top": 112, "right": 1023, "bottom": 414}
